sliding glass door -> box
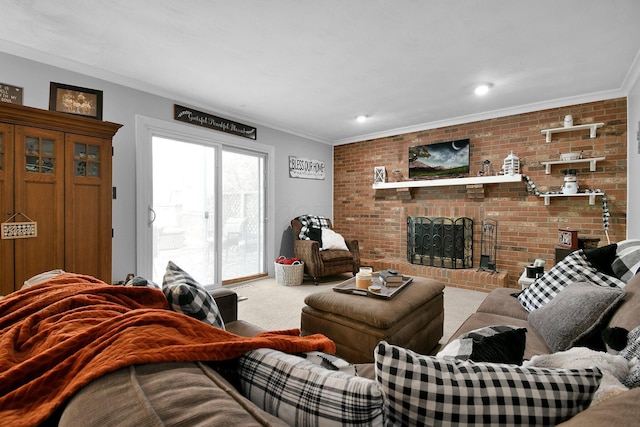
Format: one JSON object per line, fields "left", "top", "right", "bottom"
{"left": 136, "top": 117, "right": 270, "bottom": 288}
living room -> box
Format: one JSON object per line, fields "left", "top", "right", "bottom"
{"left": 3, "top": 3, "right": 640, "bottom": 425}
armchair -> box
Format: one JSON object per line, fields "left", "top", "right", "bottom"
{"left": 291, "top": 217, "right": 360, "bottom": 285}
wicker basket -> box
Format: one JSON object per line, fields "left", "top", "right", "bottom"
{"left": 274, "top": 260, "right": 305, "bottom": 286}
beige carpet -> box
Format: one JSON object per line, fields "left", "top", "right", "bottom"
{"left": 231, "top": 273, "right": 487, "bottom": 346}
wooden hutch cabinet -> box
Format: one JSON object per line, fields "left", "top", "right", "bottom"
{"left": 0, "top": 102, "right": 122, "bottom": 295}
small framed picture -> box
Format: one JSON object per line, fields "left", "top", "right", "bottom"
{"left": 557, "top": 228, "right": 579, "bottom": 249}
{"left": 374, "top": 166, "right": 386, "bottom": 183}
{"left": 49, "top": 82, "right": 103, "bottom": 120}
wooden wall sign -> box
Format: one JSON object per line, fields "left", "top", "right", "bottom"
{"left": 557, "top": 228, "right": 579, "bottom": 249}
{"left": 2, "top": 213, "right": 37, "bottom": 239}
{"left": 174, "top": 104, "right": 257, "bottom": 140}
{"left": 289, "top": 156, "right": 325, "bottom": 180}
{"left": 0, "top": 83, "right": 23, "bottom": 105}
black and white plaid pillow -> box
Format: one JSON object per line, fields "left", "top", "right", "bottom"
{"left": 375, "top": 342, "right": 602, "bottom": 427}
{"left": 612, "top": 239, "right": 640, "bottom": 282}
{"left": 162, "top": 261, "right": 225, "bottom": 329}
{"left": 297, "top": 215, "right": 330, "bottom": 240}
{"left": 517, "top": 250, "right": 625, "bottom": 312}
{"left": 238, "top": 348, "right": 384, "bottom": 427}
{"left": 437, "top": 325, "right": 527, "bottom": 365}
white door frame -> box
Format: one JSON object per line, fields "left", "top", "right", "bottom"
{"left": 135, "top": 115, "right": 274, "bottom": 288}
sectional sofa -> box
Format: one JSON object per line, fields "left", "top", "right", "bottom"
{"left": 2, "top": 243, "right": 639, "bottom": 426}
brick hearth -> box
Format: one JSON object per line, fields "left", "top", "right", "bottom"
{"left": 364, "top": 258, "right": 508, "bottom": 292}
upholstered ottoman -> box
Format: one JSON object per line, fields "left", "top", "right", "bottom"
{"left": 301, "top": 277, "right": 445, "bottom": 363}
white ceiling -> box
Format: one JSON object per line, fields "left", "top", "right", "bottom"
{"left": 1, "top": 0, "right": 640, "bottom": 145}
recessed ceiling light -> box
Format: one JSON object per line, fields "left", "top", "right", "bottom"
{"left": 356, "top": 115, "right": 368, "bottom": 123}
{"left": 474, "top": 83, "right": 493, "bottom": 96}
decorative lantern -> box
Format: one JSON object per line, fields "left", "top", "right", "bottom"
{"left": 503, "top": 151, "right": 520, "bottom": 176}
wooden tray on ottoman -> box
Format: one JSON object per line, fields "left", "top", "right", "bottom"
{"left": 333, "top": 273, "right": 413, "bottom": 299}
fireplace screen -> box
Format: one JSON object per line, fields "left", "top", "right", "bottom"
{"left": 407, "top": 216, "right": 473, "bottom": 268}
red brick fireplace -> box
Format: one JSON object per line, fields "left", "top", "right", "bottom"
{"left": 333, "top": 98, "right": 628, "bottom": 291}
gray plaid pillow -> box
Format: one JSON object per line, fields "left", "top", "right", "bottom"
{"left": 238, "top": 348, "right": 384, "bottom": 426}
{"left": 162, "top": 261, "right": 225, "bottom": 329}
{"left": 517, "top": 250, "right": 625, "bottom": 312}
{"left": 375, "top": 341, "right": 602, "bottom": 427}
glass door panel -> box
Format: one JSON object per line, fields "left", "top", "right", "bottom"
{"left": 221, "top": 149, "right": 265, "bottom": 281}
{"left": 151, "top": 137, "right": 216, "bottom": 285}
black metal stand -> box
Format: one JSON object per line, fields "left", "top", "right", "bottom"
{"left": 478, "top": 219, "right": 498, "bottom": 273}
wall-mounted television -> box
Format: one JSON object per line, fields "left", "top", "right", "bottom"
{"left": 409, "top": 139, "right": 470, "bottom": 179}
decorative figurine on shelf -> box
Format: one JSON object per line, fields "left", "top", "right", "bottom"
{"left": 502, "top": 151, "right": 520, "bottom": 176}
{"left": 564, "top": 114, "right": 573, "bottom": 128}
{"left": 561, "top": 169, "right": 579, "bottom": 194}
{"left": 374, "top": 166, "right": 386, "bottom": 184}
{"left": 482, "top": 159, "right": 493, "bottom": 176}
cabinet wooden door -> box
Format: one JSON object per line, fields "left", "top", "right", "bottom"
{"left": 64, "top": 134, "right": 112, "bottom": 282}
{"left": 0, "top": 103, "right": 121, "bottom": 295}
{"left": 13, "top": 126, "right": 65, "bottom": 287}
{"left": 0, "top": 123, "right": 15, "bottom": 295}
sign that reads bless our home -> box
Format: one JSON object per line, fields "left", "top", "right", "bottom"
{"left": 289, "top": 156, "right": 325, "bottom": 180}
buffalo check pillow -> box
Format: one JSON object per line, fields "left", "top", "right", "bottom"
{"left": 517, "top": 250, "right": 625, "bottom": 312}
{"left": 238, "top": 348, "right": 384, "bottom": 427}
{"left": 297, "top": 215, "right": 330, "bottom": 240}
{"left": 436, "top": 325, "right": 527, "bottom": 365}
{"left": 612, "top": 239, "right": 640, "bottom": 282}
{"left": 162, "top": 261, "right": 225, "bottom": 329}
{"left": 375, "top": 342, "right": 602, "bottom": 427}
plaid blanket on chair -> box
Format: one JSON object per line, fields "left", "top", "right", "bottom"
{"left": 297, "top": 215, "right": 330, "bottom": 240}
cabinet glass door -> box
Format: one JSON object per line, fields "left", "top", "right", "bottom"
{"left": 25, "top": 136, "right": 56, "bottom": 174}
{"left": 73, "top": 143, "right": 101, "bottom": 177}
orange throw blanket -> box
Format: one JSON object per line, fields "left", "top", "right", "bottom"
{"left": 0, "top": 273, "right": 335, "bottom": 426}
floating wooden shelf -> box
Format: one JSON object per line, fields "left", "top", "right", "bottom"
{"left": 372, "top": 174, "right": 523, "bottom": 189}
{"left": 540, "top": 157, "right": 605, "bottom": 174}
{"left": 540, "top": 123, "right": 604, "bottom": 143}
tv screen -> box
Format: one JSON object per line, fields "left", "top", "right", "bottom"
{"left": 409, "top": 139, "right": 470, "bottom": 179}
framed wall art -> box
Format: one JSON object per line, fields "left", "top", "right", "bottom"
{"left": 49, "top": 82, "right": 103, "bottom": 120}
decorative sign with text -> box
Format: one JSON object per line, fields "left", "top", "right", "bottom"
{"left": 289, "top": 156, "right": 325, "bottom": 180}
{"left": 174, "top": 104, "right": 257, "bottom": 140}
{"left": 0, "top": 83, "right": 23, "bottom": 105}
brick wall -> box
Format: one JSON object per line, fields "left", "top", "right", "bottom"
{"left": 333, "top": 98, "right": 627, "bottom": 290}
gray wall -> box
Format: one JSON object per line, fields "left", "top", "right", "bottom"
{"left": 1, "top": 52, "right": 334, "bottom": 282}
{"left": 627, "top": 72, "right": 640, "bottom": 239}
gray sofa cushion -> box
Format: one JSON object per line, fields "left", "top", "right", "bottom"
{"left": 475, "top": 287, "right": 529, "bottom": 320}
{"left": 528, "top": 281, "right": 625, "bottom": 352}
{"left": 59, "top": 362, "right": 287, "bottom": 427}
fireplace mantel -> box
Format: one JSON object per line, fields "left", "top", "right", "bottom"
{"left": 372, "top": 174, "right": 523, "bottom": 189}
